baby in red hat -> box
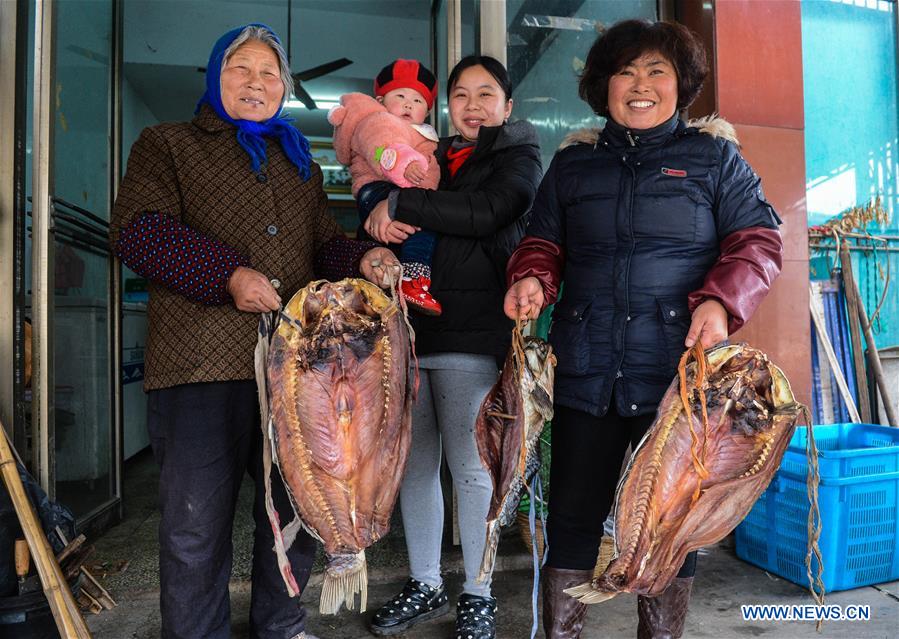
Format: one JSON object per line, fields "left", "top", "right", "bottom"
{"left": 328, "top": 59, "right": 443, "bottom": 315}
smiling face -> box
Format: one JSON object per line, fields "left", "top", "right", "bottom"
{"left": 607, "top": 51, "right": 679, "bottom": 130}
{"left": 220, "top": 40, "right": 285, "bottom": 122}
{"left": 448, "top": 65, "right": 513, "bottom": 141}
{"left": 378, "top": 87, "right": 429, "bottom": 125}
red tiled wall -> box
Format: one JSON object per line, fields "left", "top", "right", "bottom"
{"left": 715, "top": 1, "right": 804, "bottom": 129}
{"left": 715, "top": 0, "right": 812, "bottom": 408}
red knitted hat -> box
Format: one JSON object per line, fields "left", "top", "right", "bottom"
{"left": 374, "top": 59, "right": 438, "bottom": 110}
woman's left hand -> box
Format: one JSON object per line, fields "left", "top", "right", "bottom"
{"left": 685, "top": 299, "right": 728, "bottom": 349}
{"left": 366, "top": 200, "right": 419, "bottom": 244}
{"left": 360, "top": 247, "right": 401, "bottom": 288}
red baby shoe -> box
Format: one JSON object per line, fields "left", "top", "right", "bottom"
{"left": 401, "top": 276, "right": 442, "bottom": 316}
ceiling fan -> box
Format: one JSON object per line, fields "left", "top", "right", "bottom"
{"left": 197, "top": 1, "right": 353, "bottom": 110}
{"left": 288, "top": 57, "right": 353, "bottom": 110}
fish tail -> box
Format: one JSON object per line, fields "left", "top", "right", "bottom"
{"left": 320, "top": 550, "right": 368, "bottom": 614}
{"left": 563, "top": 581, "right": 618, "bottom": 604}
{"left": 476, "top": 520, "right": 501, "bottom": 584}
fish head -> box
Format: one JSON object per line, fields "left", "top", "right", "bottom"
{"left": 278, "top": 279, "right": 399, "bottom": 365}
{"left": 286, "top": 279, "right": 393, "bottom": 334}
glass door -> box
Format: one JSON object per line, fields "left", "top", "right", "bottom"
{"left": 30, "top": 0, "right": 120, "bottom": 524}
{"left": 504, "top": 0, "right": 658, "bottom": 167}
{"left": 431, "top": 0, "right": 479, "bottom": 137}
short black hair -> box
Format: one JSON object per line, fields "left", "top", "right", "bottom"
{"left": 579, "top": 20, "right": 708, "bottom": 118}
{"left": 447, "top": 55, "right": 513, "bottom": 100}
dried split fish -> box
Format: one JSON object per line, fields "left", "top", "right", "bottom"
{"left": 567, "top": 343, "right": 821, "bottom": 606}
{"left": 475, "top": 323, "right": 556, "bottom": 582}
{"left": 255, "top": 278, "right": 415, "bottom": 614}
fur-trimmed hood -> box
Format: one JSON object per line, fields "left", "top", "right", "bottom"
{"left": 558, "top": 114, "right": 737, "bottom": 150}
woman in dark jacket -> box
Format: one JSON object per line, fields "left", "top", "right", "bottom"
{"left": 504, "top": 20, "right": 782, "bottom": 639}
{"left": 365, "top": 56, "right": 542, "bottom": 639}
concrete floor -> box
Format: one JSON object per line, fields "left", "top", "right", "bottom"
{"left": 83, "top": 450, "right": 899, "bottom": 639}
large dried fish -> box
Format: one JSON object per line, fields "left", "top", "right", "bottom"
{"left": 475, "top": 325, "right": 556, "bottom": 582}
{"left": 568, "top": 343, "right": 809, "bottom": 602}
{"left": 259, "top": 278, "right": 414, "bottom": 614}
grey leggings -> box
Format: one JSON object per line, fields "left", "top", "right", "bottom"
{"left": 399, "top": 352, "right": 498, "bottom": 597}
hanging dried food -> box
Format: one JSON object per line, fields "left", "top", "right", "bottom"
{"left": 256, "top": 278, "right": 415, "bottom": 614}
{"left": 567, "top": 344, "right": 821, "bottom": 605}
{"left": 475, "top": 324, "right": 556, "bottom": 582}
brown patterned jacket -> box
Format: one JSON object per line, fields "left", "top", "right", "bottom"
{"left": 111, "top": 106, "right": 356, "bottom": 390}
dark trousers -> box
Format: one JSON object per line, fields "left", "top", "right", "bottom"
{"left": 147, "top": 380, "right": 317, "bottom": 639}
{"left": 546, "top": 403, "right": 697, "bottom": 578}
{"left": 356, "top": 180, "right": 437, "bottom": 267}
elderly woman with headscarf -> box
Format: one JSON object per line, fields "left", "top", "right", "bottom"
{"left": 110, "top": 24, "right": 393, "bottom": 639}
{"left": 504, "top": 20, "right": 783, "bottom": 639}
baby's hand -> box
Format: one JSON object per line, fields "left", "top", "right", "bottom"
{"left": 378, "top": 143, "right": 428, "bottom": 187}
{"left": 404, "top": 162, "right": 426, "bottom": 185}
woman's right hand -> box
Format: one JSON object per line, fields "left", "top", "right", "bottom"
{"left": 503, "top": 277, "right": 545, "bottom": 320}
{"left": 227, "top": 266, "right": 282, "bottom": 312}
{"left": 360, "top": 247, "right": 401, "bottom": 288}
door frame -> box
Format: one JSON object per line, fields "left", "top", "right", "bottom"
{"left": 31, "top": 0, "right": 56, "bottom": 493}
{"left": 0, "top": 0, "right": 23, "bottom": 448}
{"left": 29, "top": 0, "right": 123, "bottom": 530}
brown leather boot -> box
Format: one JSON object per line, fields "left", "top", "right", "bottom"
{"left": 542, "top": 567, "right": 592, "bottom": 638}
{"left": 636, "top": 577, "right": 694, "bottom": 639}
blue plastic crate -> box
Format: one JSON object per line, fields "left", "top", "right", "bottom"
{"left": 777, "top": 423, "right": 899, "bottom": 480}
{"left": 736, "top": 423, "right": 899, "bottom": 592}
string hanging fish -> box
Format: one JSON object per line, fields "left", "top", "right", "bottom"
{"left": 255, "top": 278, "right": 415, "bottom": 614}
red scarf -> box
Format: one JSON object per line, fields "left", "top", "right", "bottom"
{"left": 445, "top": 145, "right": 475, "bottom": 178}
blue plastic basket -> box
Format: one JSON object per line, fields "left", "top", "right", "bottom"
{"left": 735, "top": 423, "right": 899, "bottom": 592}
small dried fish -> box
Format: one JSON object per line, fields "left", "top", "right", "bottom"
{"left": 475, "top": 324, "right": 556, "bottom": 582}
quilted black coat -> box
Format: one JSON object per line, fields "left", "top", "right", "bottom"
{"left": 523, "top": 115, "right": 781, "bottom": 417}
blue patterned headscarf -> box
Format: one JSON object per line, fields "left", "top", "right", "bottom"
{"left": 196, "top": 23, "right": 312, "bottom": 181}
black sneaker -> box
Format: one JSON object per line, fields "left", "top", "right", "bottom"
{"left": 454, "top": 593, "right": 497, "bottom": 639}
{"left": 368, "top": 578, "right": 450, "bottom": 636}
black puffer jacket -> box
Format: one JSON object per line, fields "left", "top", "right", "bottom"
{"left": 394, "top": 121, "right": 542, "bottom": 362}
{"left": 520, "top": 115, "right": 781, "bottom": 417}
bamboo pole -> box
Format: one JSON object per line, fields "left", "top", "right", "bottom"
{"left": 809, "top": 285, "right": 862, "bottom": 423}
{"left": 840, "top": 247, "right": 873, "bottom": 423}
{"left": 840, "top": 258, "right": 899, "bottom": 427}
{"left": 0, "top": 420, "right": 91, "bottom": 638}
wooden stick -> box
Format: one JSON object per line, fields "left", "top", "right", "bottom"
{"left": 840, "top": 246, "right": 873, "bottom": 423}
{"left": 79, "top": 566, "right": 117, "bottom": 610}
{"left": 56, "top": 533, "right": 87, "bottom": 564}
{"left": 55, "top": 525, "right": 115, "bottom": 610}
{"left": 809, "top": 285, "right": 862, "bottom": 423}
{"left": 841, "top": 260, "right": 899, "bottom": 427}
{"left": 62, "top": 546, "right": 94, "bottom": 582}
{"left": 77, "top": 589, "right": 103, "bottom": 615}
{"left": 0, "top": 420, "right": 92, "bottom": 638}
